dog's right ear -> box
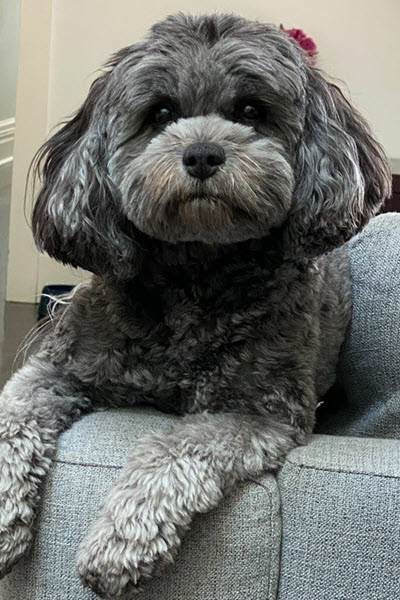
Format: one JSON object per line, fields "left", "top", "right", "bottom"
{"left": 31, "top": 52, "right": 140, "bottom": 280}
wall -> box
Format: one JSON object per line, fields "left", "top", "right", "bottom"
{"left": 0, "top": 0, "right": 21, "bottom": 182}
{"left": 0, "top": 0, "right": 20, "bottom": 120}
{"left": 6, "top": 0, "right": 400, "bottom": 302}
{"left": 0, "top": 0, "right": 21, "bottom": 347}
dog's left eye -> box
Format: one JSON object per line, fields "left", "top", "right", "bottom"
{"left": 233, "top": 99, "right": 265, "bottom": 124}
{"left": 154, "top": 107, "right": 175, "bottom": 126}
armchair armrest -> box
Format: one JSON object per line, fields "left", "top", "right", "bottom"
{"left": 0, "top": 408, "right": 282, "bottom": 600}
{"left": 277, "top": 435, "right": 400, "bottom": 600}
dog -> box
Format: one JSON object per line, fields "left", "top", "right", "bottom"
{"left": 0, "top": 12, "right": 391, "bottom": 599}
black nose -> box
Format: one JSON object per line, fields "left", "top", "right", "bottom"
{"left": 183, "top": 142, "right": 225, "bottom": 180}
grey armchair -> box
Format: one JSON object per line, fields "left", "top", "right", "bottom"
{"left": 1, "top": 213, "right": 399, "bottom": 600}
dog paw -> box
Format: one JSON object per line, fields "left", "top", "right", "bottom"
{"left": 0, "top": 424, "right": 47, "bottom": 579}
{"left": 77, "top": 513, "right": 182, "bottom": 598}
{"left": 0, "top": 521, "right": 32, "bottom": 579}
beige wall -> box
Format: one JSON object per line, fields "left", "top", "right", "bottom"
{"left": 7, "top": 0, "right": 400, "bottom": 302}
{"left": 0, "top": 0, "right": 21, "bottom": 121}
{"left": 0, "top": 0, "right": 21, "bottom": 179}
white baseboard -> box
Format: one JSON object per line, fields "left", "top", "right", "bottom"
{"left": 0, "top": 118, "right": 15, "bottom": 189}
{"left": 0, "top": 158, "right": 13, "bottom": 190}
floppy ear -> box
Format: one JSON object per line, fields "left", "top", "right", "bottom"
{"left": 31, "top": 67, "right": 140, "bottom": 280}
{"left": 283, "top": 68, "right": 392, "bottom": 258}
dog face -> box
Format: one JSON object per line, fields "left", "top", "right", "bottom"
{"left": 107, "top": 23, "right": 303, "bottom": 246}
{"left": 32, "top": 13, "right": 391, "bottom": 278}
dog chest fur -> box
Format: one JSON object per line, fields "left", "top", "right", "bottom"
{"left": 41, "top": 251, "right": 344, "bottom": 424}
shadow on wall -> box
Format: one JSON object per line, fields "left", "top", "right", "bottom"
{"left": 0, "top": 183, "right": 11, "bottom": 351}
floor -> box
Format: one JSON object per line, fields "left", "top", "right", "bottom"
{"left": 0, "top": 302, "right": 38, "bottom": 389}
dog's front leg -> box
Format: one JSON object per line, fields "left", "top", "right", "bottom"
{"left": 78, "top": 410, "right": 304, "bottom": 598}
{"left": 0, "top": 355, "right": 91, "bottom": 577}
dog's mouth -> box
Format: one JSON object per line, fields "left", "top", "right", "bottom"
{"left": 186, "top": 193, "right": 224, "bottom": 203}
{"left": 183, "top": 193, "right": 254, "bottom": 219}
{"left": 128, "top": 186, "right": 273, "bottom": 245}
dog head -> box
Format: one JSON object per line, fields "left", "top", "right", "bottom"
{"left": 32, "top": 13, "right": 391, "bottom": 278}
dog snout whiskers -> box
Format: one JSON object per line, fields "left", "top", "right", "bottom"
{"left": 183, "top": 142, "right": 225, "bottom": 181}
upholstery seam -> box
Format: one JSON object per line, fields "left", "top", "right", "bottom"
{"left": 285, "top": 459, "right": 400, "bottom": 480}
{"left": 269, "top": 482, "right": 281, "bottom": 600}
{"left": 55, "top": 457, "right": 400, "bottom": 479}
{"left": 268, "top": 488, "right": 273, "bottom": 598}
{"left": 275, "top": 473, "right": 284, "bottom": 600}
{"left": 247, "top": 480, "right": 276, "bottom": 599}
{"left": 54, "top": 458, "right": 123, "bottom": 469}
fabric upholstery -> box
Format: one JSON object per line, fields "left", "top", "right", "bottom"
{"left": 321, "top": 213, "right": 400, "bottom": 438}
{"left": 277, "top": 435, "right": 400, "bottom": 600}
{"left": 0, "top": 408, "right": 281, "bottom": 600}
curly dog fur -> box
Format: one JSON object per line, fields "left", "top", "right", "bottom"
{"left": 0, "top": 13, "right": 391, "bottom": 598}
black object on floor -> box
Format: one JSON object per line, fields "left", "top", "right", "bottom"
{"left": 38, "top": 285, "right": 74, "bottom": 321}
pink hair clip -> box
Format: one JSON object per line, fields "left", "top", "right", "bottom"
{"left": 281, "top": 27, "right": 318, "bottom": 63}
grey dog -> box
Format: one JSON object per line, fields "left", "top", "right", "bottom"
{"left": 0, "top": 12, "right": 391, "bottom": 599}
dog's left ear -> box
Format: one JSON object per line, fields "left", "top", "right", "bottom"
{"left": 283, "top": 67, "right": 392, "bottom": 258}
{"left": 32, "top": 51, "right": 140, "bottom": 280}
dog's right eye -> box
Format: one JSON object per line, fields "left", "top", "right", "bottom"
{"left": 149, "top": 103, "right": 179, "bottom": 128}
